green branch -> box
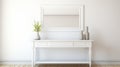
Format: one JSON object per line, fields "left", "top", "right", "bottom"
{"left": 33, "top": 21, "right": 41, "bottom": 32}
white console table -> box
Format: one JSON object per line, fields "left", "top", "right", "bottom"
{"left": 32, "top": 40, "right": 93, "bottom": 67}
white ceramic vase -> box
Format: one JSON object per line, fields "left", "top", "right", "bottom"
{"left": 35, "top": 32, "right": 40, "bottom": 40}
{"left": 82, "top": 26, "right": 89, "bottom": 40}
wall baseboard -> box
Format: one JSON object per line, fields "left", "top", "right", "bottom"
{"left": 0, "top": 61, "right": 31, "bottom": 64}
{"left": 1, "top": 60, "right": 120, "bottom": 64}
{"left": 93, "top": 60, "right": 120, "bottom": 64}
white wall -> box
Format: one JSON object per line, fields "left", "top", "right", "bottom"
{"left": 1, "top": 0, "right": 120, "bottom": 63}
{"left": 1, "top": 0, "right": 41, "bottom": 61}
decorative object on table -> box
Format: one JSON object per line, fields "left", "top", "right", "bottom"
{"left": 33, "top": 21, "right": 41, "bottom": 40}
{"left": 82, "top": 26, "right": 89, "bottom": 40}
{"left": 81, "top": 30, "right": 84, "bottom": 40}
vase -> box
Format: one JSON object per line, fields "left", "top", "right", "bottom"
{"left": 85, "top": 26, "right": 89, "bottom": 40}
{"left": 83, "top": 26, "right": 89, "bottom": 40}
{"left": 35, "top": 32, "right": 40, "bottom": 40}
{"left": 81, "top": 30, "right": 85, "bottom": 40}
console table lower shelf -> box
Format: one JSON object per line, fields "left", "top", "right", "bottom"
{"left": 32, "top": 40, "right": 93, "bottom": 67}
{"left": 35, "top": 61, "right": 90, "bottom": 64}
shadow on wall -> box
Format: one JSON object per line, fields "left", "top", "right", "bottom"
{"left": 92, "top": 29, "right": 111, "bottom": 61}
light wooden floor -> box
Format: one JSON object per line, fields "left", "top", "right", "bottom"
{"left": 0, "top": 64, "right": 120, "bottom": 67}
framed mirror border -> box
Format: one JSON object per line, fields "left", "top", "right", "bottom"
{"left": 40, "top": 5, "right": 85, "bottom": 32}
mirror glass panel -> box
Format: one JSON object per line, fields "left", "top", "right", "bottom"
{"left": 43, "top": 6, "right": 82, "bottom": 28}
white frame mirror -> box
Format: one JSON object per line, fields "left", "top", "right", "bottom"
{"left": 41, "top": 5, "right": 85, "bottom": 31}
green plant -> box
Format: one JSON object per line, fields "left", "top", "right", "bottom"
{"left": 33, "top": 21, "right": 41, "bottom": 32}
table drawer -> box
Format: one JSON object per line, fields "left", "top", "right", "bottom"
{"left": 73, "top": 42, "right": 91, "bottom": 47}
{"left": 48, "top": 41, "right": 73, "bottom": 47}
{"left": 35, "top": 42, "right": 48, "bottom": 47}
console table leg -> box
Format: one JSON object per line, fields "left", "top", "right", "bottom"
{"left": 89, "top": 45, "right": 92, "bottom": 67}
{"left": 32, "top": 42, "right": 35, "bottom": 67}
